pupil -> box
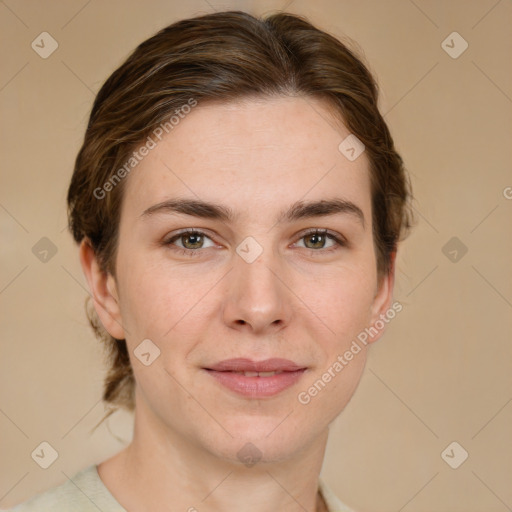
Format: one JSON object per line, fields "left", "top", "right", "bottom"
{"left": 309, "top": 233, "right": 323, "bottom": 248}
{"left": 186, "top": 234, "right": 201, "bottom": 247}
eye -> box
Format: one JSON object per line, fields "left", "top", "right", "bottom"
{"left": 163, "top": 228, "right": 346, "bottom": 258}
{"left": 294, "top": 228, "right": 346, "bottom": 253}
{"left": 164, "top": 229, "right": 216, "bottom": 256}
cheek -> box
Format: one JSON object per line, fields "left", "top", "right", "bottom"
{"left": 309, "top": 261, "right": 377, "bottom": 340}
{"left": 113, "top": 248, "right": 165, "bottom": 336}
{"left": 115, "top": 253, "right": 218, "bottom": 344}
{"left": 295, "top": 269, "right": 375, "bottom": 418}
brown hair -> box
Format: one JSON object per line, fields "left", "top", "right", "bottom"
{"left": 67, "top": 10, "right": 413, "bottom": 420}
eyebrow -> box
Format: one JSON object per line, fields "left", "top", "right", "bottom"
{"left": 141, "top": 197, "right": 365, "bottom": 228}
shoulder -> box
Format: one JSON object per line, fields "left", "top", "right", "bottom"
{"left": 4, "top": 465, "right": 125, "bottom": 512}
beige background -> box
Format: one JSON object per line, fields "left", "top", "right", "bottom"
{"left": 1, "top": 1, "right": 511, "bottom": 511}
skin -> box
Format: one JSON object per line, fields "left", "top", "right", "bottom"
{"left": 80, "top": 96, "right": 395, "bottom": 512}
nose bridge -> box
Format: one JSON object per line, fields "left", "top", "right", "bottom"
{"left": 223, "top": 237, "right": 291, "bottom": 333}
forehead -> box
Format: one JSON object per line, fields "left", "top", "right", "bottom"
{"left": 120, "top": 96, "right": 372, "bottom": 224}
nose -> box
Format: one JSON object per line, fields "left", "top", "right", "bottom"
{"left": 222, "top": 248, "right": 293, "bottom": 335}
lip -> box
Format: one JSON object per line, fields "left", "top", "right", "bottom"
{"left": 205, "top": 358, "right": 305, "bottom": 372}
{"left": 203, "top": 358, "right": 307, "bottom": 398}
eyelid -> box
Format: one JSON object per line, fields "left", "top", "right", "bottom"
{"left": 292, "top": 228, "right": 347, "bottom": 252}
{"left": 295, "top": 227, "right": 347, "bottom": 244}
{"left": 164, "top": 228, "right": 217, "bottom": 247}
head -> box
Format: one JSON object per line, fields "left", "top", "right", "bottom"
{"left": 68, "top": 11, "right": 412, "bottom": 462}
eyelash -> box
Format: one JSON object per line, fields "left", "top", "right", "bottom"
{"left": 163, "top": 228, "right": 346, "bottom": 258}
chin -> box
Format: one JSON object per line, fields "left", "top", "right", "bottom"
{"left": 201, "top": 416, "right": 321, "bottom": 466}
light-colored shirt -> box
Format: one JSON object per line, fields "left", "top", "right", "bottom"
{"left": 5, "top": 464, "right": 356, "bottom": 512}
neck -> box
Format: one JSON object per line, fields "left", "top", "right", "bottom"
{"left": 98, "top": 395, "right": 330, "bottom": 512}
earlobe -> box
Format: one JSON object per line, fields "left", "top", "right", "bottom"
{"left": 367, "top": 251, "right": 397, "bottom": 344}
{"left": 79, "top": 239, "right": 125, "bottom": 340}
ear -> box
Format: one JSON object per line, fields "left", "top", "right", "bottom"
{"left": 367, "top": 250, "right": 397, "bottom": 344}
{"left": 79, "top": 239, "right": 125, "bottom": 340}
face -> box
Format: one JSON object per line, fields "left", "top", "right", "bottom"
{"left": 83, "top": 96, "right": 394, "bottom": 464}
